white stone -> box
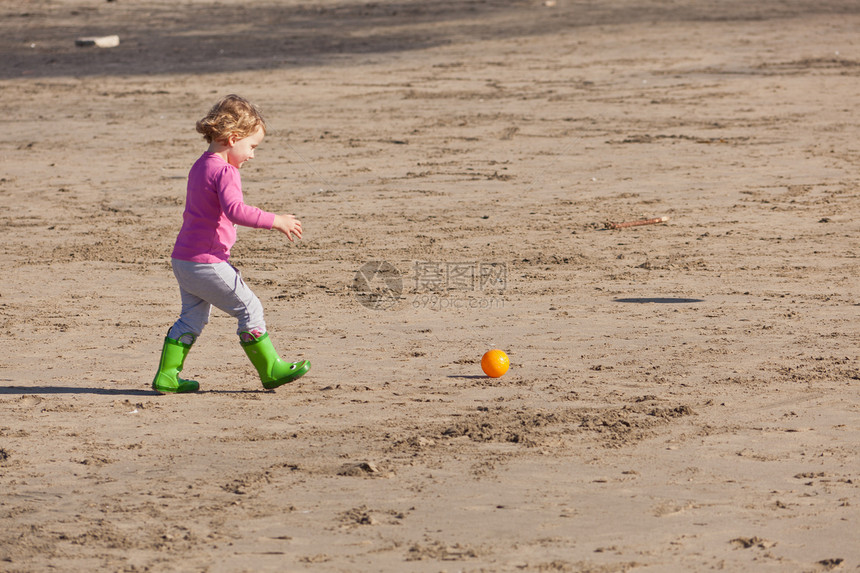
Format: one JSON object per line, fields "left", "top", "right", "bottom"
{"left": 75, "top": 35, "right": 120, "bottom": 48}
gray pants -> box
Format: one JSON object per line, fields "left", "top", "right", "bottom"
{"left": 168, "top": 259, "right": 266, "bottom": 342}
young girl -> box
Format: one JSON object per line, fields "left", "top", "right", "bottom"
{"left": 152, "top": 94, "right": 310, "bottom": 393}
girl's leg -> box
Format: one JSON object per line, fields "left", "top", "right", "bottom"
{"left": 168, "top": 289, "right": 211, "bottom": 343}
{"left": 170, "top": 259, "right": 309, "bottom": 389}
{"left": 152, "top": 260, "right": 212, "bottom": 393}
{"left": 170, "top": 259, "right": 266, "bottom": 336}
{"left": 169, "top": 261, "right": 214, "bottom": 342}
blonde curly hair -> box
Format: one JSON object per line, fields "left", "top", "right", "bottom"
{"left": 195, "top": 94, "right": 267, "bottom": 144}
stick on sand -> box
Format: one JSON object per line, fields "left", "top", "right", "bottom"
{"left": 605, "top": 216, "right": 669, "bottom": 230}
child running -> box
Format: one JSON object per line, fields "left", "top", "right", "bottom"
{"left": 152, "top": 94, "right": 310, "bottom": 393}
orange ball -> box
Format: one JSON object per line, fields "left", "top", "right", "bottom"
{"left": 481, "top": 349, "right": 510, "bottom": 378}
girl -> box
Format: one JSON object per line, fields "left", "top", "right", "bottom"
{"left": 152, "top": 94, "right": 310, "bottom": 393}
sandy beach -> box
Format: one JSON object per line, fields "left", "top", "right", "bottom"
{"left": 1, "top": 0, "right": 858, "bottom": 571}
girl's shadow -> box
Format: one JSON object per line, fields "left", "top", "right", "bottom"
{"left": 0, "top": 385, "right": 276, "bottom": 396}
{"left": 0, "top": 385, "right": 155, "bottom": 396}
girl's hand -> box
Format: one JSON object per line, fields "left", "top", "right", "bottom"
{"left": 272, "top": 214, "right": 303, "bottom": 242}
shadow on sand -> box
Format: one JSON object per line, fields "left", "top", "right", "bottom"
{"left": 0, "top": 386, "right": 274, "bottom": 396}
{"left": 614, "top": 297, "right": 705, "bottom": 304}
{"left": 0, "top": 385, "right": 157, "bottom": 396}
{"left": 2, "top": 0, "right": 856, "bottom": 79}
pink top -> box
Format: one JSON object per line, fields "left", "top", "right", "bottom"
{"left": 171, "top": 152, "right": 276, "bottom": 263}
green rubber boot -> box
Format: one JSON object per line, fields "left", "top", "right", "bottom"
{"left": 241, "top": 332, "right": 310, "bottom": 389}
{"left": 152, "top": 334, "right": 200, "bottom": 394}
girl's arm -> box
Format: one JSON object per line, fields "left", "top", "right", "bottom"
{"left": 217, "top": 168, "right": 276, "bottom": 229}
{"left": 217, "top": 166, "right": 301, "bottom": 241}
{"left": 272, "top": 214, "right": 302, "bottom": 242}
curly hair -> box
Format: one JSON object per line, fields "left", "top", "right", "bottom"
{"left": 195, "top": 94, "right": 267, "bottom": 144}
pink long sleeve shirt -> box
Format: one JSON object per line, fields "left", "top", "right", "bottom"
{"left": 171, "top": 152, "right": 276, "bottom": 263}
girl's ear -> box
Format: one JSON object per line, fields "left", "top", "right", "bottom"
{"left": 226, "top": 134, "right": 238, "bottom": 147}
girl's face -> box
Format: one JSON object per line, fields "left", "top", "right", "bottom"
{"left": 226, "top": 126, "right": 264, "bottom": 169}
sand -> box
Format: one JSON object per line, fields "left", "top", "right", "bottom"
{"left": 1, "top": 0, "right": 859, "bottom": 571}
